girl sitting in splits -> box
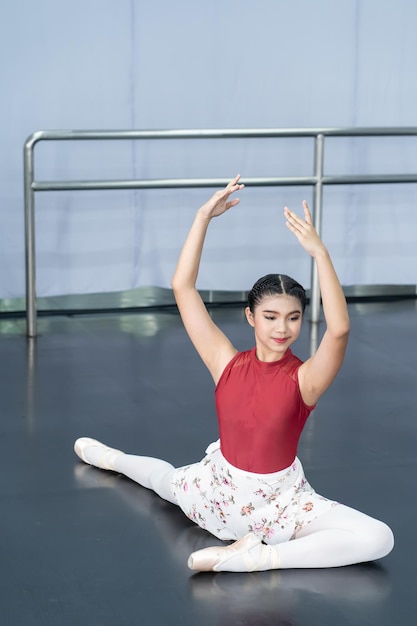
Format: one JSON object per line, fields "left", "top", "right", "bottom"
{"left": 74, "top": 175, "right": 394, "bottom": 572}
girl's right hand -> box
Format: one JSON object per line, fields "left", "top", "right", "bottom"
{"left": 198, "top": 175, "right": 245, "bottom": 220}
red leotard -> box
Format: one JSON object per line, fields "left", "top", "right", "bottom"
{"left": 215, "top": 347, "right": 314, "bottom": 474}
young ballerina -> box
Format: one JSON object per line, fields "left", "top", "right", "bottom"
{"left": 74, "top": 175, "right": 394, "bottom": 572}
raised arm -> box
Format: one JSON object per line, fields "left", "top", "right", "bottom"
{"left": 171, "top": 176, "right": 244, "bottom": 384}
{"left": 284, "top": 201, "right": 350, "bottom": 406}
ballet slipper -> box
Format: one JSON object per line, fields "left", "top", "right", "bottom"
{"left": 74, "top": 437, "right": 123, "bottom": 471}
{"left": 187, "top": 532, "right": 280, "bottom": 573}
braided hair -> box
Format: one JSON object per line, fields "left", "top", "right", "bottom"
{"left": 247, "top": 274, "right": 306, "bottom": 314}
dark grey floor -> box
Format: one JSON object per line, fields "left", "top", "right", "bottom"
{"left": 1, "top": 298, "right": 416, "bottom": 626}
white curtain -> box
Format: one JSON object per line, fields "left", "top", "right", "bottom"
{"left": 1, "top": 0, "right": 416, "bottom": 298}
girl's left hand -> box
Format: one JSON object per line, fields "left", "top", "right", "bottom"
{"left": 284, "top": 201, "right": 325, "bottom": 257}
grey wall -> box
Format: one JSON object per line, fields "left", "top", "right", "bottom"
{"left": 1, "top": 0, "right": 416, "bottom": 298}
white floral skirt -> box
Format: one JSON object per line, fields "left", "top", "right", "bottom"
{"left": 170, "top": 440, "right": 337, "bottom": 544}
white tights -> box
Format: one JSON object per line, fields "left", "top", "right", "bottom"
{"left": 276, "top": 504, "right": 394, "bottom": 569}
{"left": 82, "top": 444, "right": 394, "bottom": 570}
{"left": 113, "top": 453, "right": 177, "bottom": 505}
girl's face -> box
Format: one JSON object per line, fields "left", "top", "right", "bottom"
{"left": 245, "top": 294, "right": 303, "bottom": 362}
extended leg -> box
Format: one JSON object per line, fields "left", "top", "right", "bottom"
{"left": 74, "top": 437, "right": 177, "bottom": 504}
{"left": 188, "top": 504, "right": 394, "bottom": 572}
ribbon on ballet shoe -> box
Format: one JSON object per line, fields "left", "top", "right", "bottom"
{"left": 258, "top": 544, "right": 280, "bottom": 571}
{"left": 188, "top": 533, "right": 265, "bottom": 573}
{"left": 213, "top": 533, "right": 264, "bottom": 572}
{"left": 98, "top": 448, "right": 122, "bottom": 471}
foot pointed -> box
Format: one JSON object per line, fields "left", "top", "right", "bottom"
{"left": 188, "top": 533, "right": 263, "bottom": 573}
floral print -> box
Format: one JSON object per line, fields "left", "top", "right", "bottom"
{"left": 171, "top": 442, "right": 337, "bottom": 544}
{"left": 241, "top": 503, "right": 255, "bottom": 516}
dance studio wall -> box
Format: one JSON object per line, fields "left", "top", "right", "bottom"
{"left": 1, "top": 0, "right": 416, "bottom": 298}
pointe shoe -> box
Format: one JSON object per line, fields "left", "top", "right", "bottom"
{"left": 74, "top": 437, "right": 123, "bottom": 471}
{"left": 188, "top": 532, "right": 279, "bottom": 573}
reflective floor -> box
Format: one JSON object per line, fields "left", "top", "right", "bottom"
{"left": 1, "top": 298, "right": 416, "bottom": 626}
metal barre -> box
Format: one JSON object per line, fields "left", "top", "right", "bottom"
{"left": 24, "top": 127, "right": 417, "bottom": 337}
